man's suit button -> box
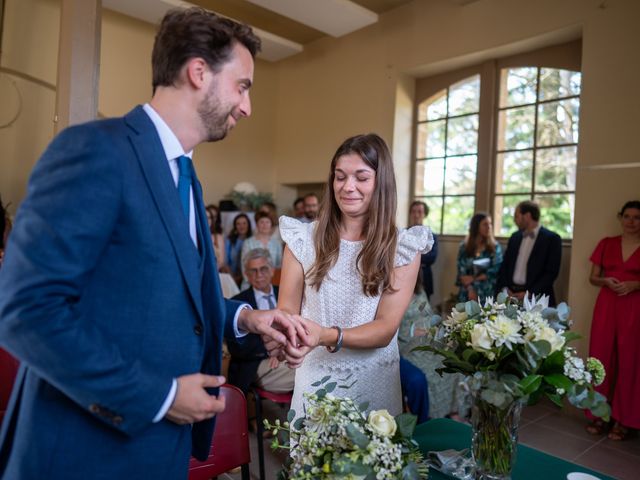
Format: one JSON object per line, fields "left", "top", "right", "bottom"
{"left": 112, "top": 415, "right": 124, "bottom": 426}
{"left": 89, "top": 404, "right": 100, "bottom": 414}
{"left": 193, "top": 324, "right": 203, "bottom": 336}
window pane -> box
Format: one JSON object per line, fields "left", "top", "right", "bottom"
{"left": 537, "top": 98, "right": 580, "bottom": 146}
{"left": 422, "top": 197, "right": 443, "bottom": 234}
{"left": 416, "top": 120, "right": 445, "bottom": 158}
{"left": 418, "top": 89, "right": 447, "bottom": 122}
{"left": 535, "top": 146, "right": 577, "bottom": 192}
{"left": 414, "top": 158, "right": 444, "bottom": 196}
{"left": 539, "top": 68, "right": 581, "bottom": 101}
{"left": 447, "top": 114, "right": 478, "bottom": 156}
{"left": 495, "top": 150, "right": 533, "bottom": 193}
{"left": 494, "top": 194, "right": 530, "bottom": 237}
{"left": 499, "top": 67, "right": 537, "bottom": 107}
{"left": 536, "top": 193, "right": 574, "bottom": 239}
{"left": 448, "top": 75, "right": 480, "bottom": 116}
{"left": 442, "top": 195, "right": 475, "bottom": 235}
{"left": 497, "top": 105, "right": 535, "bottom": 150}
{"left": 445, "top": 155, "right": 477, "bottom": 195}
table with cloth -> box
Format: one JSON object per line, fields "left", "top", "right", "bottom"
{"left": 414, "top": 418, "right": 613, "bottom": 480}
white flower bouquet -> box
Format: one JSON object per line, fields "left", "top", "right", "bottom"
{"left": 415, "top": 292, "right": 609, "bottom": 478}
{"left": 264, "top": 376, "right": 428, "bottom": 480}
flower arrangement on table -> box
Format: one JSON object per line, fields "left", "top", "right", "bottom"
{"left": 415, "top": 292, "right": 609, "bottom": 479}
{"left": 264, "top": 375, "right": 428, "bottom": 480}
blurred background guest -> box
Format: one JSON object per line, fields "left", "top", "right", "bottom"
{"left": 301, "top": 192, "right": 319, "bottom": 222}
{"left": 205, "top": 204, "right": 226, "bottom": 271}
{"left": 292, "top": 197, "right": 305, "bottom": 220}
{"left": 586, "top": 200, "right": 640, "bottom": 440}
{"left": 398, "top": 278, "right": 468, "bottom": 419}
{"left": 241, "top": 211, "right": 283, "bottom": 288}
{"left": 225, "top": 213, "right": 252, "bottom": 286}
{"left": 258, "top": 201, "right": 281, "bottom": 241}
{"left": 409, "top": 200, "right": 438, "bottom": 302}
{"left": 456, "top": 212, "right": 503, "bottom": 303}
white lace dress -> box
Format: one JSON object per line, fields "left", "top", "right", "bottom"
{"left": 279, "top": 216, "right": 433, "bottom": 420}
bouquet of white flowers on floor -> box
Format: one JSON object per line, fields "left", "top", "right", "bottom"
{"left": 264, "top": 375, "right": 428, "bottom": 480}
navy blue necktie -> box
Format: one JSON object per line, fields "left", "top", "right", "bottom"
{"left": 177, "top": 155, "right": 192, "bottom": 220}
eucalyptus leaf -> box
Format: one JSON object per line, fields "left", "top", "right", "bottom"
{"left": 316, "top": 388, "right": 326, "bottom": 399}
{"left": 395, "top": 413, "right": 417, "bottom": 439}
{"left": 287, "top": 409, "right": 296, "bottom": 422}
{"left": 401, "top": 462, "right": 422, "bottom": 479}
{"left": 345, "top": 423, "right": 370, "bottom": 449}
{"left": 358, "top": 401, "right": 370, "bottom": 412}
{"left": 324, "top": 382, "right": 337, "bottom": 393}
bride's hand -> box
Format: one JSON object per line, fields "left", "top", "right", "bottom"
{"left": 291, "top": 315, "right": 322, "bottom": 348}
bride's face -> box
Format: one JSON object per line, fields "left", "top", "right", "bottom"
{"left": 333, "top": 153, "right": 376, "bottom": 218}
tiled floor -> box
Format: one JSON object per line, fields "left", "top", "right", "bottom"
{"left": 221, "top": 400, "right": 640, "bottom": 480}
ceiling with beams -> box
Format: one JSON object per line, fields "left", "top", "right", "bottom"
{"left": 103, "top": 0, "right": 421, "bottom": 61}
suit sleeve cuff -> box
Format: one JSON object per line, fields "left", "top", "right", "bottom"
{"left": 153, "top": 379, "right": 177, "bottom": 423}
{"left": 233, "top": 304, "right": 252, "bottom": 338}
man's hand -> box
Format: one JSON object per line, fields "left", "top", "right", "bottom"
{"left": 238, "top": 308, "right": 296, "bottom": 347}
{"left": 165, "top": 373, "right": 226, "bottom": 425}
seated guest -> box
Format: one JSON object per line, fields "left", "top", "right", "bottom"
{"left": 258, "top": 201, "right": 281, "bottom": 241}
{"left": 205, "top": 204, "right": 226, "bottom": 271}
{"left": 398, "top": 279, "right": 468, "bottom": 419}
{"left": 400, "top": 357, "right": 430, "bottom": 424}
{"left": 227, "top": 249, "right": 295, "bottom": 394}
{"left": 456, "top": 212, "right": 503, "bottom": 303}
{"left": 496, "top": 200, "right": 562, "bottom": 305}
{"left": 225, "top": 213, "right": 252, "bottom": 286}
{"left": 241, "top": 211, "right": 283, "bottom": 288}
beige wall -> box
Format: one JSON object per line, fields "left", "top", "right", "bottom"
{"left": 2, "top": 0, "right": 639, "bottom": 354}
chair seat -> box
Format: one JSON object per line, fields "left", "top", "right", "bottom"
{"left": 253, "top": 387, "right": 292, "bottom": 404}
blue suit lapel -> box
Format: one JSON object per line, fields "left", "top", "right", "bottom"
{"left": 123, "top": 106, "right": 204, "bottom": 321}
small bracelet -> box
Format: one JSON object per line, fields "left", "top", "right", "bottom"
{"left": 326, "top": 326, "right": 343, "bottom": 353}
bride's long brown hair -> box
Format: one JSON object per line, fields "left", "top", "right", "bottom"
{"left": 307, "top": 134, "right": 397, "bottom": 297}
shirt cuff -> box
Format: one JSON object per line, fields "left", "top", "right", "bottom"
{"left": 153, "top": 378, "right": 177, "bottom": 423}
{"left": 233, "top": 303, "right": 252, "bottom": 338}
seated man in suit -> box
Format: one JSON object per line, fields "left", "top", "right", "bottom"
{"left": 228, "top": 248, "right": 295, "bottom": 394}
{"left": 496, "top": 200, "right": 562, "bottom": 305}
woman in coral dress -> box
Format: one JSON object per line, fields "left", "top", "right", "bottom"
{"left": 587, "top": 200, "right": 640, "bottom": 440}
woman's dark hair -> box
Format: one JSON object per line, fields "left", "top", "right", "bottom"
{"left": 308, "top": 133, "right": 398, "bottom": 297}
{"left": 618, "top": 200, "right": 640, "bottom": 216}
{"left": 464, "top": 212, "right": 496, "bottom": 257}
{"left": 152, "top": 7, "right": 261, "bottom": 93}
{"left": 254, "top": 210, "right": 272, "bottom": 225}
{"left": 228, "top": 213, "right": 252, "bottom": 245}
{"left": 205, "top": 204, "right": 223, "bottom": 234}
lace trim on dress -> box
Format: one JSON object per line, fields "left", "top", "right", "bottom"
{"left": 395, "top": 225, "right": 434, "bottom": 267}
{"left": 279, "top": 216, "right": 314, "bottom": 266}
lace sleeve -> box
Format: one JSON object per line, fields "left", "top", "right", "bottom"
{"left": 279, "top": 216, "right": 313, "bottom": 265}
{"left": 395, "top": 226, "right": 434, "bottom": 267}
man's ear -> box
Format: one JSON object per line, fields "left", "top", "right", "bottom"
{"left": 184, "top": 58, "right": 209, "bottom": 89}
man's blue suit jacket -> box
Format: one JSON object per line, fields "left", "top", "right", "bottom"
{"left": 0, "top": 106, "right": 243, "bottom": 479}
{"left": 496, "top": 226, "right": 562, "bottom": 305}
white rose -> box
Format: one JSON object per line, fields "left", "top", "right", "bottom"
{"left": 470, "top": 323, "right": 493, "bottom": 352}
{"left": 367, "top": 409, "right": 397, "bottom": 437}
{"left": 534, "top": 326, "right": 565, "bottom": 353}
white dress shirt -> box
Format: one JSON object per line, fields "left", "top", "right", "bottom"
{"left": 253, "top": 287, "right": 276, "bottom": 311}
{"left": 512, "top": 225, "right": 541, "bottom": 286}
{"left": 142, "top": 104, "right": 249, "bottom": 422}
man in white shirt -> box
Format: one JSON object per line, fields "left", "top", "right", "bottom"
{"left": 496, "top": 200, "right": 562, "bottom": 305}
{"left": 228, "top": 249, "right": 295, "bottom": 394}
{"left": 0, "top": 8, "right": 306, "bottom": 478}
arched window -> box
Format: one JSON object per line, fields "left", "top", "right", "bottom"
{"left": 414, "top": 74, "right": 480, "bottom": 234}
{"left": 494, "top": 67, "right": 581, "bottom": 238}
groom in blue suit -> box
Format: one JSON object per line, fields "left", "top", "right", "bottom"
{"left": 0, "top": 8, "right": 304, "bottom": 479}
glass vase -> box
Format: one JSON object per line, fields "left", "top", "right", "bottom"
{"left": 470, "top": 394, "right": 523, "bottom": 480}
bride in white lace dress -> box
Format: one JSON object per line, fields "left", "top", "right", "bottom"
{"left": 277, "top": 134, "right": 433, "bottom": 419}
